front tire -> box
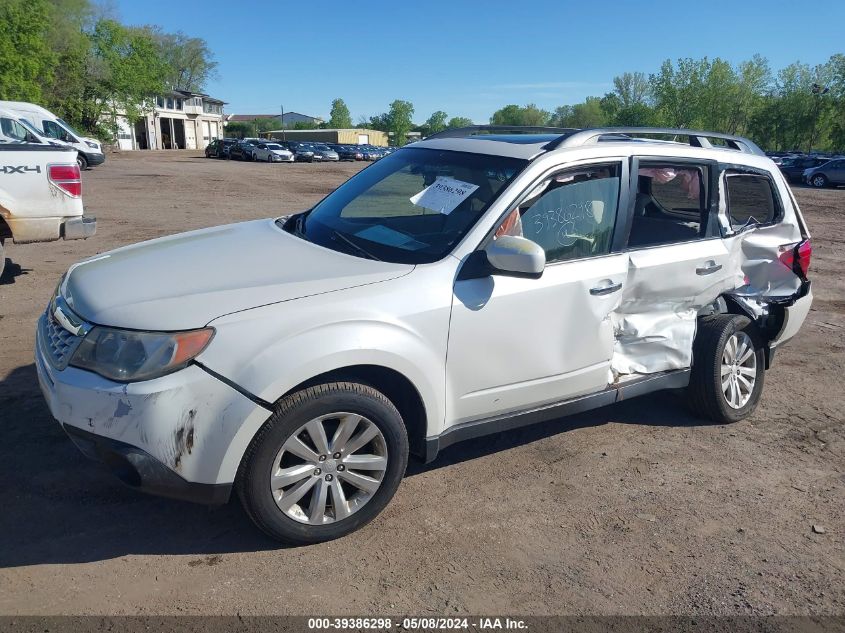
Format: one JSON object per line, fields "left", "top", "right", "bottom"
{"left": 0, "top": 238, "right": 6, "bottom": 279}
{"left": 237, "top": 382, "right": 408, "bottom": 544}
{"left": 687, "top": 314, "right": 765, "bottom": 424}
{"left": 76, "top": 154, "right": 88, "bottom": 170}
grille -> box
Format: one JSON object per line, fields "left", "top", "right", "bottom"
{"left": 39, "top": 311, "right": 84, "bottom": 370}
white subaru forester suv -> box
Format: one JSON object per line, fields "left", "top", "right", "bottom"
{"left": 36, "top": 127, "right": 813, "bottom": 544}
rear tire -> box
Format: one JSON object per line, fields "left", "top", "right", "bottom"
{"left": 687, "top": 314, "right": 765, "bottom": 424}
{"left": 237, "top": 382, "right": 408, "bottom": 545}
{"left": 811, "top": 174, "right": 828, "bottom": 188}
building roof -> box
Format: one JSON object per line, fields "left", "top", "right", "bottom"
{"left": 165, "top": 88, "right": 227, "bottom": 105}
{"left": 228, "top": 112, "right": 321, "bottom": 122}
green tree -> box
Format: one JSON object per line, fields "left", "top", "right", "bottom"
{"left": 386, "top": 99, "right": 414, "bottom": 145}
{"left": 549, "top": 97, "right": 607, "bottom": 128}
{"left": 612, "top": 71, "right": 650, "bottom": 109}
{"left": 225, "top": 121, "right": 251, "bottom": 138}
{"left": 490, "top": 103, "right": 550, "bottom": 126}
{"left": 447, "top": 116, "right": 474, "bottom": 128}
{"left": 328, "top": 98, "right": 352, "bottom": 128}
{"left": 86, "top": 20, "right": 170, "bottom": 140}
{"left": 153, "top": 30, "right": 217, "bottom": 91}
{"left": 0, "top": 0, "right": 55, "bottom": 101}
{"left": 424, "top": 110, "right": 448, "bottom": 134}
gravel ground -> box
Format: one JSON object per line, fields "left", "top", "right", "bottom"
{"left": 0, "top": 150, "right": 842, "bottom": 616}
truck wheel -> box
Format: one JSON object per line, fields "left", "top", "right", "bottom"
{"left": 687, "top": 314, "right": 765, "bottom": 424}
{"left": 237, "top": 382, "right": 408, "bottom": 544}
{"left": 0, "top": 239, "right": 5, "bottom": 279}
{"left": 76, "top": 154, "right": 88, "bottom": 170}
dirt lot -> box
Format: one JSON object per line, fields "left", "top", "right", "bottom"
{"left": 0, "top": 151, "right": 842, "bottom": 616}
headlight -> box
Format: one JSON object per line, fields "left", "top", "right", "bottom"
{"left": 85, "top": 141, "right": 98, "bottom": 149}
{"left": 70, "top": 326, "right": 214, "bottom": 382}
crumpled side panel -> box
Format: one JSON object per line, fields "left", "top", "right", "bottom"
{"left": 611, "top": 307, "right": 698, "bottom": 375}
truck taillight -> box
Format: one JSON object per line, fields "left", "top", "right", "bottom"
{"left": 778, "top": 239, "right": 811, "bottom": 280}
{"left": 48, "top": 164, "right": 81, "bottom": 197}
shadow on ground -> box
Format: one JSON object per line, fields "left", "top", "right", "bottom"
{"left": 0, "top": 258, "right": 28, "bottom": 285}
{"left": 0, "top": 362, "right": 710, "bottom": 568}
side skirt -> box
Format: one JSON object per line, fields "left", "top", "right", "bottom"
{"left": 424, "top": 369, "right": 690, "bottom": 462}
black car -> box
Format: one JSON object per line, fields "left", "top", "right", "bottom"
{"left": 779, "top": 156, "right": 830, "bottom": 183}
{"left": 282, "top": 142, "right": 318, "bottom": 162}
{"left": 228, "top": 140, "right": 262, "bottom": 161}
{"left": 328, "top": 144, "right": 363, "bottom": 161}
{"left": 205, "top": 138, "right": 238, "bottom": 159}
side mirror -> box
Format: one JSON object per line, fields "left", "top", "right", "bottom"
{"left": 484, "top": 236, "right": 545, "bottom": 279}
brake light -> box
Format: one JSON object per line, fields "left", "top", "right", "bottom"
{"left": 48, "top": 164, "right": 81, "bottom": 197}
{"left": 778, "top": 239, "right": 811, "bottom": 280}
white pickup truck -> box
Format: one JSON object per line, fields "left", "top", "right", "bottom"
{"left": 0, "top": 144, "right": 96, "bottom": 277}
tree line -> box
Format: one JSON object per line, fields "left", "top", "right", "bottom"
{"left": 489, "top": 55, "right": 845, "bottom": 153}
{"left": 241, "top": 53, "right": 845, "bottom": 151}
{"left": 0, "top": 0, "right": 216, "bottom": 140}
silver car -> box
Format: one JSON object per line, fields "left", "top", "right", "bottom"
{"left": 804, "top": 158, "right": 845, "bottom": 188}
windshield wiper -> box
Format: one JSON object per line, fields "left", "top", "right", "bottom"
{"left": 331, "top": 230, "right": 381, "bottom": 261}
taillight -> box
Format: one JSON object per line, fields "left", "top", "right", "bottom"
{"left": 778, "top": 239, "right": 811, "bottom": 280}
{"left": 48, "top": 164, "right": 81, "bottom": 197}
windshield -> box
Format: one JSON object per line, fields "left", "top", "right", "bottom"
{"left": 290, "top": 147, "right": 526, "bottom": 264}
{"left": 56, "top": 117, "right": 83, "bottom": 138}
{"left": 266, "top": 143, "right": 282, "bottom": 149}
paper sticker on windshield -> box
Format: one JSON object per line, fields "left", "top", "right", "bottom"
{"left": 410, "top": 177, "right": 479, "bottom": 215}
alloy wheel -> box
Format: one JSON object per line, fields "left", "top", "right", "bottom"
{"left": 721, "top": 332, "right": 757, "bottom": 409}
{"left": 270, "top": 412, "right": 388, "bottom": 524}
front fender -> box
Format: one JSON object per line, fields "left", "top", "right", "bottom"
{"left": 198, "top": 266, "right": 455, "bottom": 477}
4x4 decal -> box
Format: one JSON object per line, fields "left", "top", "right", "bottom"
{"left": 1, "top": 165, "right": 42, "bottom": 174}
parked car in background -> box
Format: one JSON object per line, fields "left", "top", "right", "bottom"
{"left": 0, "top": 144, "right": 94, "bottom": 277}
{"left": 34, "top": 126, "right": 812, "bottom": 545}
{"left": 228, "top": 141, "right": 256, "bottom": 161}
{"left": 311, "top": 144, "right": 340, "bottom": 162}
{"left": 252, "top": 142, "right": 295, "bottom": 163}
{"left": 284, "top": 142, "right": 318, "bottom": 162}
{"left": 328, "top": 144, "right": 362, "bottom": 161}
{"left": 804, "top": 158, "right": 845, "bottom": 188}
{"left": 205, "top": 138, "right": 238, "bottom": 159}
{"left": 360, "top": 145, "right": 383, "bottom": 161}
{"left": 779, "top": 156, "right": 829, "bottom": 183}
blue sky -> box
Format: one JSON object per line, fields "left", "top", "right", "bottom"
{"left": 113, "top": 0, "right": 845, "bottom": 124}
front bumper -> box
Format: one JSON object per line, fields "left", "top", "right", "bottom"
{"left": 35, "top": 313, "right": 271, "bottom": 503}
{"left": 84, "top": 152, "right": 106, "bottom": 167}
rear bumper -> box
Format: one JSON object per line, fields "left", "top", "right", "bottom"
{"left": 62, "top": 215, "right": 96, "bottom": 240}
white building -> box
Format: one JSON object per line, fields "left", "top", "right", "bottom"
{"left": 114, "top": 89, "right": 226, "bottom": 151}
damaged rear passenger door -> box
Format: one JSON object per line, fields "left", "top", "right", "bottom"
{"left": 612, "top": 157, "right": 734, "bottom": 377}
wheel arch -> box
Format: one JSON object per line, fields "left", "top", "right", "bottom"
{"left": 284, "top": 364, "right": 429, "bottom": 460}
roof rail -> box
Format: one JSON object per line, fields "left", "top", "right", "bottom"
{"left": 425, "top": 125, "right": 579, "bottom": 140}
{"left": 546, "top": 127, "right": 766, "bottom": 156}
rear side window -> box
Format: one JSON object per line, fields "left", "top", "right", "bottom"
{"left": 628, "top": 162, "right": 710, "bottom": 248}
{"left": 725, "top": 173, "right": 778, "bottom": 230}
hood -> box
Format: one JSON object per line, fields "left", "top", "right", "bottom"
{"left": 63, "top": 218, "right": 413, "bottom": 330}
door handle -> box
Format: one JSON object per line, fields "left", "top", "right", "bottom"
{"left": 696, "top": 261, "right": 723, "bottom": 275}
{"left": 589, "top": 280, "right": 623, "bottom": 296}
